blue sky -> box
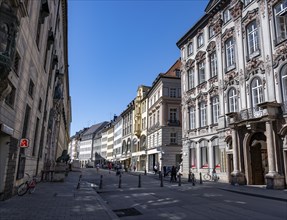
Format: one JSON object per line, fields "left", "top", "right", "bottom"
{"left": 68, "top": 0, "right": 208, "bottom": 135}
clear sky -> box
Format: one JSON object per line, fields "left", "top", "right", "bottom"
{"left": 68, "top": 0, "right": 208, "bottom": 135}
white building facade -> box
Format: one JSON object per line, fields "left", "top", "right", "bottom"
{"left": 178, "top": 0, "right": 287, "bottom": 189}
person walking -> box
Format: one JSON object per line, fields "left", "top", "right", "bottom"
{"left": 154, "top": 164, "right": 158, "bottom": 174}
{"left": 170, "top": 165, "right": 177, "bottom": 182}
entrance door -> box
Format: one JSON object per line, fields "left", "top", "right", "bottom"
{"left": 250, "top": 144, "right": 264, "bottom": 185}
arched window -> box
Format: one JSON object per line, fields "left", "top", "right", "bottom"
{"left": 251, "top": 77, "right": 263, "bottom": 111}
{"left": 281, "top": 64, "right": 287, "bottom": 103}
{"left": 228, "top": 88, "right": 238, "bottom": 112}
{"left": 187, "top": 42, "right": 193, "bottom": 56}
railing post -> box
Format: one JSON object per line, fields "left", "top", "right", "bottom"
{"left": 138, "top": 174, "right": 141, "bottom": 188}
{"left": 178, "top": 174, "right": 181, "bottom": 186}
{"left": 199, "top": 172, "right": 202, "bottom": 184}
{"left": 118, "top": 174, "right": 121, "bottom": 188}
{"left": 191, "top": 173, "right": 195, "bottom": 186}
{"left": 160, "top": 173, "right": 163, "bottom": 187}
{"left": 99, "top": 175, "right": 103, "bottom": 189}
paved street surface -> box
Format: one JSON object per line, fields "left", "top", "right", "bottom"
{"left": 0, "top": 168, "right": 286, "bottom": 220}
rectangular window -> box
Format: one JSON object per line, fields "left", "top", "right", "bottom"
{"left": 169, "top": 108, "right": 177, "bottom": 121}
{"left": 274, "top": 1, "right": 287, "bottom": 43}
{"left": 170, "top": 88, "right": 176, "bottom": 97}
{"left": 225, "top": 38, "right": 235, "bottom": 69}
{"left": 190, "top": 148, "right": 197, "bottom": 168}
{"left": 188, "top": 42, "right": 193, "bottom": 56}
{"left": 212, "top": 96, "right": 219, "bottom": 124}
{"left": 170, "top": 133, "right": 177, "bottom": 144}
{"left": 197, "top": 33, "right": 204, "bottom": 48}
{"left": 213, "top": 145, "right": 221, "bottom": 168}
{"left": 157, "top": 110, "right": 160, "bottom": 123}
{"left": 247, "top": 21, "right": 259, "bottom": 56}
{"left": 200, "top": 102, "right": 207, "bottom": 127}
{"left": 189, "top": 107, "right": 195, "bottom": 129}
{"left": 223, "top": 9, "right": 231, "bottom": 23}
{"left": 210, "top": 52, "right": 217, "bottom": 77}
{"left": 188, "top": 68, "right": 195, "bottom": 89}
{"left": 209, "top": 25, "right": 215, "bottom": 38}
{"left": 201, "top": 146, "right": 208, "bottom": 167}
{"left": 198, "top": 61, "right": 205, "bottom": 84}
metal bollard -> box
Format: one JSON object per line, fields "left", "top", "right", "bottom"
{"left": 160, "top": 173, "right": 163, "bottom": 187}
{"left": 199, "top": 172, "right": 202, "bottom": 184}
{"left": 138, "top": 174, "right": 141, "bottom": 188}
{"left": 118, "top": 174, "right": 122, "bottom": 188}
{"left": 99, "top": 175, "right": 103, "bottom": 189}
{"left": 178, "top": 174, "right": 181, "bottom": 186}
{"left": 191, "top": 173, "right": 195, "bottom": 186}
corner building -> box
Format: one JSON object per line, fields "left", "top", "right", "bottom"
{"left": 177, "top": 0, "right": 287, "bottom": 189}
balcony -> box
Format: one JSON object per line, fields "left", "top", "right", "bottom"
{"left": 167, "top": 120, "right": 180, "bottom": 126}
{"left": 239, "top": 107, "right": 267, "bottom": 121}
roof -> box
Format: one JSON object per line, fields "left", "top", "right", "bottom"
{"left": 82, "top": 121, "right": 108, "bottom": 136}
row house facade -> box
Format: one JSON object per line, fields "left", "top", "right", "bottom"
{"left": 177, "top": 0, "right": 287, "bottom": 189}
{"left": 0, "top": 0, "right": 71, "bottom": 200}
{"left": 113, "top": 116, "right": 123, "bottom": 162}
{"left": 146, "top": 59, "right": 182, "bottom": 173}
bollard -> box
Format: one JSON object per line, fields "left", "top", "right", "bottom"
{"left": 199, "top": 172, "right": 202, "bottom": 184}
{"left": 160, "top": 173, "right": 163, "bottom": 187}
{"left": 99, "top": 175, "right": 103, "bottom": 189}
{"left": 191, "top": 173, "right": 195, "bottom": 186}
{"left": 178, "top": 174, "right": 181, "bottom": 186}
{"left": 188, "top": 173, "right": 191, "bottom": 182}
{"left": 118, "top": 174, "right": 122, "bottom": 188}
{"left": 138, "top": 174, "right": 141, "bottom": 188}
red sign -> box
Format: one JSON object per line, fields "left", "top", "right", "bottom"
{"left": 20, "top": 138, "right": 29, "bottom": 148}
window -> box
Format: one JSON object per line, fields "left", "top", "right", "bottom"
{"left": 188, "top": 68, "right": 195, "bottom": 90}
{"left": 157, "top": 110, "right": 160, "bottom": 123}
{"left": 210, "top": 52, "right": 217, "bottom": 77}
{"left": 5, "top": 84, "right": 16, "bottom": 107}
{"left": 187, "top": 42, "right": 193, "bottom": 56}
{"left": 170, "top": 108, "right": 177, "bottom": 122}
{"left": 251, "top": 78, "right": 264, "bottom": 111}
{"left": 198, "top": 61, "right": 205, "bottom": 84}
{"left": 189, "top": 106, "right": 196, "bottom": 129}
{"left": 170, "top": 88, "right": 176, "bottom": 97}
{"left": 200, "top": 140, "right": 208, "bottom": 167}
{"left": 170, "top": 133, "right": 177, "bottom": 144}
{"left": 197, "top": 33, "right": 204, "bottom": 48}
{"left": 281, "top": 64, "right": 287, "bottom": 106}
{"left": 247, "top": 21, "right": 259, "bottom": 56}
{"left": 223, "top": 9, "right": 231, "bottom": 23}
{"left": 213, "top": 141, "right": 220, "bottom": 168}
{"left": 212, "top": 96, "right": 219, "bottom": 124}
{"left": 228, "top": 88, "right": 238, "bottom": 112}
{"left": 190, "top": 145, "right": 197, "bottom": 168}
{"left": 274, "top": 0, "right": 287, "bottom": 43}
{"left": 225, "top": 38, "right": 235, "bottom": 69}
{"left": 200, "top": 102, "right": 207, "bottom": 127}
{"left": 209, "top": 25, "right": 215, "bottom": 38}
{"left": 28, "top": 79, "right": 34, "bottom": 98}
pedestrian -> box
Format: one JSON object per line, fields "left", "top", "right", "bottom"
{"left": 170, "top": 165, "right": 177, "bottom": 182}
{"left": 108, "top": 163, "right": 112, "bottom": 174}
{"left": 154, "top": 165, "right": 158, "bottom": 174}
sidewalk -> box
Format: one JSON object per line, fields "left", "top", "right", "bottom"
{"left": 0, "top": 170, "right": 119, "bottom": 220}
{"left": 128, "top": 170, "right": 287, "bottom": 202}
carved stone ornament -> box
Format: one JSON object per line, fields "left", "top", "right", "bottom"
{"left": 246, "top": 57, "right": 263, "bottom": 72}
{"left": 267, "top": 0, "right": 280, "bottom": 20}
{"left": 209, "top": 86, "right": 219, "bottom": 97}
{"left": 195, "top": 51, "right": 206, "bottom": 63}
{"left": 260, "top": 0, "right": 266, "bottom": 18}
{"left": 223, "top": 71, "right": 239, "bottom": 90}
{"left": 207, "top": 41, "right": 216, "bottom": 54}
{"left": 185, "top": 59, "right": 195, "bottom": 69}
{"left": 196, "top": 92, "right": 208, "bottom": 103}
{"left": 221, "top": 28, "right": 234, "bottom": 46}
{"left": 187, "top": 87, "right": 196, "bottom": 96}
{"left": 186, "top": 97, "right": 196, "bottom": 107}
{"left": 208, "top": 76, "right": 218, "bottom": 85}
{"left": 230, "top": 0, "right": 243, "bottom": 20}
{"left": 211, "top": 12, "right": 223, "bottom": 36}
{"left": 197, "top": 81, "right": 207, "bottom": 92}
{"left": 273, "top": 42, "right": 287, "bottom": 68}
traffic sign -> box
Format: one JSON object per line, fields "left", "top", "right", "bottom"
{"left": 19, "top": 138, "right": 29, "bottom": 148}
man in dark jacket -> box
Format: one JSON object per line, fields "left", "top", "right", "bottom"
{"left": 170, "top": 166, "right": 177, "bottom": 182}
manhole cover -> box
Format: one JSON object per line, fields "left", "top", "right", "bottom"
{"left": 113, "top": 207, "right": 142, "bottom": 217}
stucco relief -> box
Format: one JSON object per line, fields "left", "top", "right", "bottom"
{"left": 245, "top": 57, "right": 264, "bottom": 80}
{"left": 197, "top": 81, "right": 207, "bottom": 93}
{"left": 196, "top": 92, "right": 208, "bottom": 103}
{"left": 185, "top": 58, "right": 195, "bottom": 69}
{"left": 195, "top": 51, "right": 206, "bottom": 63}
{"left": 208, "top": 85, "right": 219, "bottom": 97}
{"left": 241, "top": 9, "right": 259, "bottom": 36}
{"left": 273, "top": 42, "right": 287, "bottom": 68}
{"left": 230, "top": 0, "right": 243, "bottom": 21}
{"left": 208, "top": 76, "right": 218, "bottom": 85}
{"left": 207, "top": 41, "right": 216, "bottom": 54}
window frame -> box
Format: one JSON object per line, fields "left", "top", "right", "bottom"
{"left": 212, "top": 96, "right": 219, "bottom": 124}
{"left": 223, "top": 8, "right": 231, "bottom": 23}
{"left": 189, "top": 106, "right": 196, "bottom": 130}
{"left": 228, "top": 88, "right": 238, "bottom": 113}
{"left": 273, "top": 0, "right": 287, "bottom": 44}
{"left": 187, "top": 42, "right": 193, "bottom": 56}
{"left": 210, "top": 52, "right": 218, "bottom": 77}
{"left": 251, "top": 77, "right": 264, "bottom": 111}
{"left": 197, "top": 33, "right": 204, "bottom": 48}
{"left": 246, "top": 21, "right": 260, "bottom": 57}
{"left": 225, "top": 38, "right": 235, "bottom": 70}
{"left": 198, "top": 61, "right": 205, "bottom": 84}
{"left": 200, "top": 102, "right": 207, "bottom": 127}
{"left": 187, "top": 67, "right": 195, "bottom": 90}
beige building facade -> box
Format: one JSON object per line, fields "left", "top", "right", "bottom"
{"left": 0, "top": 0, "right": 71, "bottom": 200}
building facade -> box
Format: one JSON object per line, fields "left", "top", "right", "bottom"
{"left": 113, "top": 116, "right": 123, "bottom": 163}
{"left": 178, "top": 0, "right": 287, "bottom": 189}
{"left": 146, "top": 59, "right": 182, "bottom": 173}
{"left": 0, "top": 0, "right": 71, "bottom": 200}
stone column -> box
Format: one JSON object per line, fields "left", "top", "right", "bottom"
{"left": 231, "top": 128, "right": 239, "bottom": 174}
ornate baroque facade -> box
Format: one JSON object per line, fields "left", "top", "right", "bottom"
{"left": 177, "top": 0, "right": 287, "bottom": 189}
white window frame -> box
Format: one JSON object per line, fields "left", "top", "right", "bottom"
{"left": 170, "top": 133, "right": 177, "bottom": 144}
{"left": 198, "top": 61, "right": 205, "bottom": 84}
{"left": 223, "top": 9, "right": 231, "bottom": 23}
{"left": 188, "top": 67, "right": 195, "bottom": 89}
{"left": 188, "top": 42, "right": 193, "bottom": 56}
{"left": 189, "top": 106, "right": 196, "bottom": 129}
{"left": 251, "top": 77, "right": 264, "bottom": 111}
{"left": 281, "top": 65, "right": 287, "bottom": 104}
{"left": 247, "top": 21, "right": 259, "bottom": 56}
{"left": 274, "top": 0, "right": 287, "bottom": 43}
{"left": 197, "top": 33, "right": 204, "bottom": 48}
{"left": 212, "top": 96, "right": 219, "bottom": 124}
{"left": 209, "top": 25, "right": 215, "bottom": 38}
{"left": 228, "top": 88, "right": 238, "bottom": 112}
{"left": 200, "top": 102, "right": 207, "bottom": 127}
{"left": 169, "top": 108, "right": 177, "bottom": 122}
{"left": 225, "top": 38, "right": 235, "bottom": 69}
{"left": 210, "top": 52, "right": 217, "bottom": 77}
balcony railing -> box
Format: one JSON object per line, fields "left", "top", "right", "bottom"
{"left": 167, "top": 120, "right": 180, "bottom": 126}
{"left": 239, "top": 107, "right": 267, "bottom": 121}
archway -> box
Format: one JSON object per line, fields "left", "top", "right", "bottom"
{"left": 249, "top": 132, "right": 267, "bottom": 185}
